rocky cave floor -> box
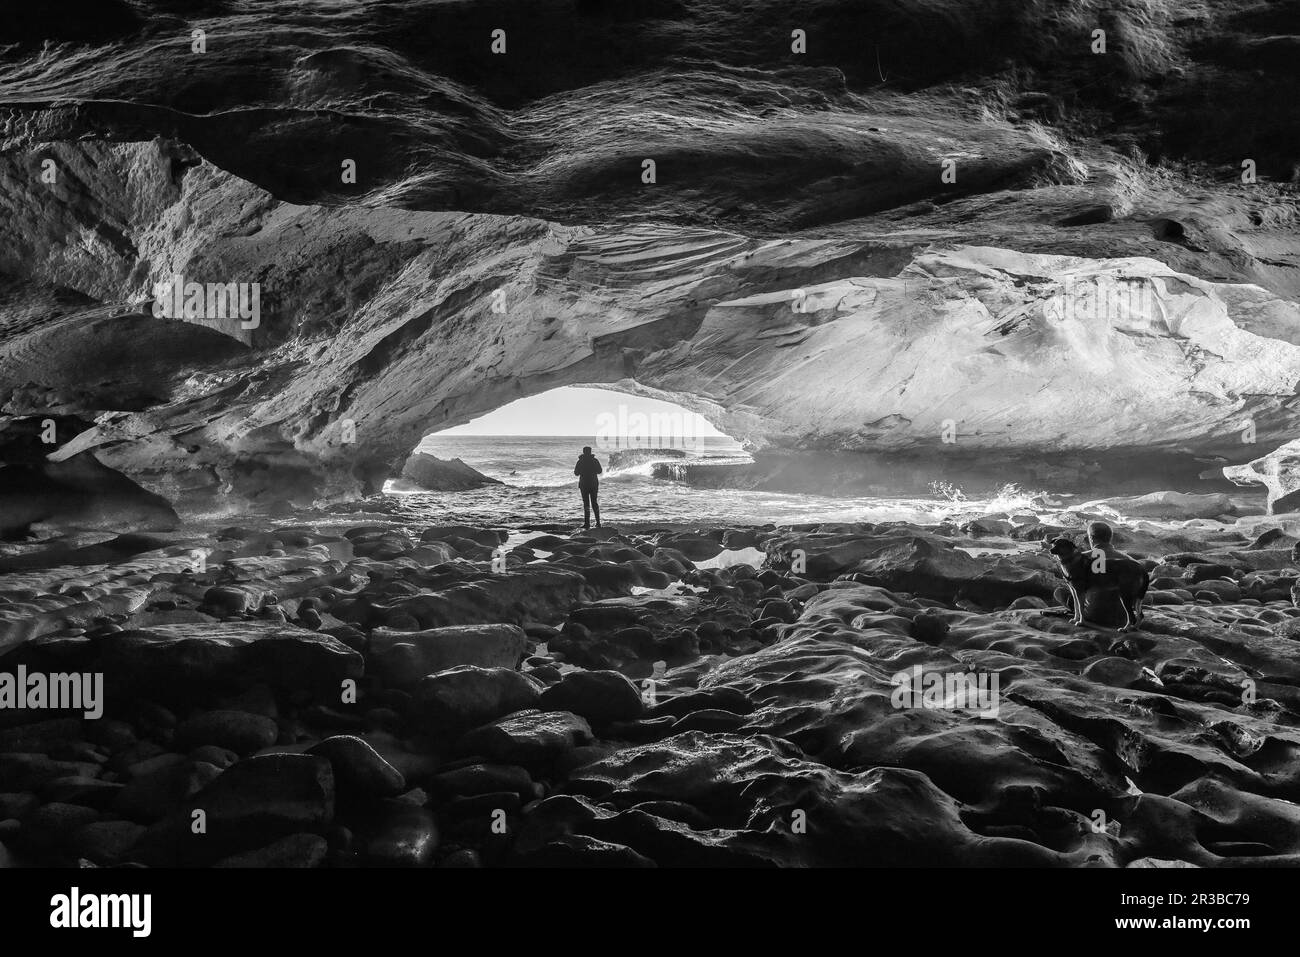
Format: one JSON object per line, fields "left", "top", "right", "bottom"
{"left": 4, "top": 510, "right": 1300, "bottom": 868}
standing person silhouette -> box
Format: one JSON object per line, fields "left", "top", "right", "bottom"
{"left": 574, "top": 446, "right": 603, "bottom": 529}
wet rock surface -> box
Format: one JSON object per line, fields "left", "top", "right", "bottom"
{"left": 3, "top": 513, "right": 1300, "bottom": 867}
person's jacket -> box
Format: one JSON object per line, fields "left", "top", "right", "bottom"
{"left": 574, "top": 454, "right": 602, "bottom": 487}
{"left": 1091, "top": 542, "right": 1136, "bottom": 565}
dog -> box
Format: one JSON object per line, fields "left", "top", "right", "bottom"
{"left": 1047, "top": 537, "right": 1149, "bottom": 631}
{"left": 1047, "top": 537, "right": 1092, "bottom": 625}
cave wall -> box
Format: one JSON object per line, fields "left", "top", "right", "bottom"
{"left": 0, "top": 140, "right": 1297, "bottom": 513}
{"left": 1, "top": 0, "right": 1299, "bottom": 513}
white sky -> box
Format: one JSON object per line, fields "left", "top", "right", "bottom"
{"left": 434, "top": 386, "right": 728, "bottom": 437}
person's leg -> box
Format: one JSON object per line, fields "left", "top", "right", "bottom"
{"left": 591, "top": 488, "right": 600, "bottom": 527}
{"left": 581, "top": 488, "right": 591, "bottom": 528}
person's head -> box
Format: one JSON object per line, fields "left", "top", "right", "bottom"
{"left": 1087, "top": 521, "right": 1113, "bottom": 547}
{"left": 582, "top": 446, "right": 592, "bottom": 455}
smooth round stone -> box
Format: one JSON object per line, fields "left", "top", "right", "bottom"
{"left": 538, "top": 670, "right": 643, "bottom": 724}
{"left": 414, "top": 666, "right": 541, "bottom": 735}
{"left": 306, "top": 735, "right": 405, "bottom": 799}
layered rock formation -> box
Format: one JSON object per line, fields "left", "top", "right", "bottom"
{"left": 1, "top": 141, "right": 1297, "bottom": 511}
{"left": 4, "top": 0, "right": 1300, "bottom": 874}
{"left": 396, "top": 453, "right": 503, "bottom": 492}
{"left": 1225, "top": 439, "right": 1300, "bottom": 514}
{"left": 0, "top": 0, "right": 1298, "bottom": 514}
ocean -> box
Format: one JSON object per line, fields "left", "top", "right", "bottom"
{"left": 377, "top": 434, "right": 1048, "bottom": 528}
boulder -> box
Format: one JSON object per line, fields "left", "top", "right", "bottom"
{"left": 1080, "top": 490, "right": 1238, "bottom": 520}
{"left": 94, "top": 621, "right": 363, "bottom": 704}
{"left": 131, "top": 753, "right": 335, "bottom": 866}
{"left": 371, "top": 625, "right": 527, "bottom": 687}
{"left": 413, "top": 666, "right": 540, "bottom": 736}
{"left": 0, "top": 452, "right": 179, "bottom": 537}
{"left": 306, "top": 735, "right": 406, "bottom": 799}
{"left": 1226, "top": 440, "right": 1300, "bottom": 514}
{"left": 455, "top": 710, "right": 593, "bottom": 767}
{"left": 397, "top": 453, "right": 502, "bottom": 491}
{"left": 538, "top": 670, "right": 644, "bottom": 725}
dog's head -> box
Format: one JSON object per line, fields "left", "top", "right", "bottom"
{"left": 1047, "top": 537, "right": 1079, "bottom": 560}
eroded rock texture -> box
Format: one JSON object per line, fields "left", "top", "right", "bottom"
{"left": 0, "top": 0, "right": 1298, "bottom": 513}
{"left": 2, "top": 0, "right": 1300, "bottom": 871}
{"left": 2, "top": 515, "right": 1300, "bottom": 867}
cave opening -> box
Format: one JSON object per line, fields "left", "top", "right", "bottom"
{"left": 391, "top": 385, "right": 745, "bottom": 494}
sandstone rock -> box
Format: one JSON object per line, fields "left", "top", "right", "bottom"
{"left": 413, "top": 666, "right": 540, "bottom": 736}
{"left": 432, "top": 763, "right": 534, "bottom": 799}
{"left": 455, "top": 710, "right": 593, "bottom": 767}
{"left": 538, "top": 670, "right": 644, "bottom": 725}
{"left": 375, "top": 568, "right": 589, "bottom": 630}
{"left": 131, "top": 753, "right": 334, "bottom": 866}
{"left": 95, "top": 621, "right": 363, "bottom": 703}
{"left": 397, "top": 453, "right": 503, "bottom": 491}
{"left": 306, "top": 735, "right": 406, "bottom": 799}
{"left": 420, "top": 526, "right": 508, "bottom": 548}
{"left": 1226, "top": 440, "right": 1300, "bottom": 514}
{"left": 0, "top": 452, "right": 179, "bottom": 537}
{"left": 372, "top": 625, "right": 527, "bottom": 687}
{"left": 1081, "top": 491, "right": 1238, "bottom": 520}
